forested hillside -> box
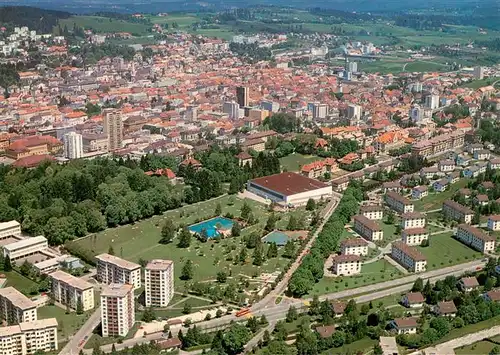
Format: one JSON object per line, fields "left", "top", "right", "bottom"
{"left": 0, "top": 6, "right": 70, "bottom": 33}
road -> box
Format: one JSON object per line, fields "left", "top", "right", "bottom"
{"left": 244, "top": 321, "right": 276, "bottom": 353}
{"left": 60, "top": 308, "right": 101, "bottom": 355}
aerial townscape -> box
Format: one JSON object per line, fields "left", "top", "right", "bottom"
{"left": 0, "top": 1, "right": 498, "bottom": 355}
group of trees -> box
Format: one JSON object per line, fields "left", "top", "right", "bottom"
{"left": 262, "top": 113, "right": 301, "bottom": 134}
{"left": 229, "top": 42, "right": 271, "bottom": 63}
{"left": 288, "top": 183, "right": 363, "bottom": 296}
{"left": 0, "top": 6, "right": 70, "bottom": 34}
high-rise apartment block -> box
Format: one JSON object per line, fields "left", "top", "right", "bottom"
{"left": 145, "top": 259, "right": 174, "bottom": 307}
{"left": 236, "top": 86, "right": 249, "bottom": 108}
{"left": 100, "top": 284, "right": 135, "bottom": 337}
{"left": 0, "top": 287, "right": 37, "bottom": 325}
{"left": 96, "top": 254, "right": 141, "bottom": 289}
{"left": 63, "top": 131, "right": 83, "bottom": 159}
{"left": 103, "top": 108, "right": 123, "bottom": 151}
{"left": 0, "top": 318, "right": 58, "bottom": 355}
{"left": 49, "top": 270, "right": 95, "bottom": 312}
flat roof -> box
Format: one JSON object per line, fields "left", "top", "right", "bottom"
{"left": 96, "top": 253, "right": 140, "bottom": 271}
{"left": 0, "top": 287, "right": 36, "bottom": 310}
{"left": 101, "top": 283, "right": 133, "bottom": 298}
{"left": 249, "top": 172, "right": 330, "bottom": 197}
{"left": 19, "top": 318, "right": 58, "bottom": 331}
{"left": 146, "top": 259, "right": 173, "bottom": 271}
{"left": 50, "top": 270, "right": 93, "bottom": 291}
{"left": 0, "top": 220, "right": 20, "bottom": 230}
{"left": 3, "top": 235, "right": 47, "bottom": 252}
{"left": 379, "top": 336, "right": 399, "bottom": 355}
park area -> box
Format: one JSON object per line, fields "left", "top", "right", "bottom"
{"left": 279, "top": 153, "right": 322, "bottom": 172}
{"left": 67, "top": 195, "right": 310, "bottom": 292}
{"left": 414, "top": 179, "right": 469, "bottom": 211}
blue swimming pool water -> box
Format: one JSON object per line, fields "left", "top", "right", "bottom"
{"left": 188, "top": 217, "right": 234, "bottom": 238}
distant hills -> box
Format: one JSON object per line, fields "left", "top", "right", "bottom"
{"left": 0, "top": 6, "right": 70, "bottom": 33}
{"left": 2, "top": 0, "right": 498, "bottom": 14}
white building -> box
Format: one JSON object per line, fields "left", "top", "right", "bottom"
{"left": 0, "top": 220, "right": 21, "bottom": 241}
{"left": 353, "top": 215, "right": 383, "bottom": 241}
{"left": 222, "top": 101, "right": 240, "bottom": 119}
{"left": 0, "top": 287, "right": 37, "bottom": 324}
{"left": 409, "top": 105, "right": 424, "bottom": 122}
{"left": 385, "top": 192, "right": 414, "bottom": 214}
{"left": 348, "top": 61, "right": 358, "bottom": 73}
{"left": 96, "top": 254, "right": 141, "bottom": 289}
{"left": 101, "top": 284, "right": 135, "bottom": 337}
{"left": 442, "top": 200, "right": 474, "bottom": 224}
{"left": 347, "top": 104, "right": 362, "bottom": 120}
{"left": 401, "top": 228, "right": 429, "bottom": 246}
{"left": 401, "top": 212, "right": 426, "bottom": 230}
{"left": 247, "top": 172, "right": 332, "bottom": 207}
{"left": 50, "top": 270, "right": 95, "bottom": 312}
{"left": 487, "top": 215, "right": 500, "bottom": 231}
{"left": 424, "top": 95, "right": 439, "bottom": 110}
{"left": 455, "top": 224, "right": 496, "bottom": 253}
{"left": 331, "top": 254, "right": 361, "bottom": 275}
{"left": 359, "top": 205, "right": 384, "bottom": 220}
{"left": 3, "top": 236, "right": 48, "bottom": 261}
{"left": 64, "top": 132, "right": 83, "bottom": 159}
{"left": 312, "top": 103, "right": 328, "bottom": 119}
{"left": 145, "top": 259, "right": 174, "bottom": 307}
{"left": 474, "top": 66, "right": 485, "bottom": 80}
{"left": 391, "top": 241, "right": 427, "bottom": 272}
{"left": 340, "top": 238, "right": 369, "bottom": 256}
{"left": 0, "top": 318, "right": 58, "bottom": 355}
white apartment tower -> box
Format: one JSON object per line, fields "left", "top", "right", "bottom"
{"left": 96, "top": 253, "right": 141, "bottom": 289}
{"left": 103, "top": 108, "right": 123, "bottom": 151}
{"left": 64, "top": 131, "right": 83, "bottom": 159}
{"left": 347, "top": 104, "right": 362, "bottom": 120}
{"left": 0, "top": 287, "right": 37, "bottom": 325}
{"left": 145, "top": 259, "right": 174, "bottom": 307}
{"left": 100, "top": 284, "right": 135, "bottom": 337}
{"left": 0, "top": 318, "right": 58, "bottom": 355}
{"left": 50, "top": 270, "right": 95, "bottom": 312}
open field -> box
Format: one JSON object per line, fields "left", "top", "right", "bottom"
{"left": 3, "top": 271, "right": 39, "bottom": 295}
{"left": 38, "top": 305, "right": 91, "bottom": 342}
{"left": 148, "top": 14, "right": 199, "bottom": 27}
{"left": 414, "top": 179, "right": 469, "bottom": 211}
{"left": 68, "top": 195, "right": 306, "bottom": 284}
{"left": 308, "top": 259, "right": 403, "bottom": 297}
{"left": 404, "top": 61, "right": 449, "bottom": 73}
{"left": 417, "top": 232, "right": 481, "bottom": 270}
{"left": 58, "top": 16, "right": 151, "bottom": 35}
{"left": 321, "top": 337, "right": 378, "bottom": 355}
{"left": 455, "top": 335, "right": 500, "bottom": 354}
{"left": 279, "top": 153, "right": 322, "bottom": 172}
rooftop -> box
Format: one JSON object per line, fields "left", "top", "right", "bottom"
{"left": 96, "top": 253, "right": 140, "bottom": 270}
{"left": 146, "top": 259, "right": 174, "bottom": 271}
{"left": 49, "top": 270, "right": 93, "bottom": 291}
{"left": 249, "top": 172, "right": 330, "bottom": 197}
{"left": 392, "top": 241, "right": 426, "bottom": 261}
{"left": 101, "top": 283, "right": 133, "bottom": 298}
{"left": 3, "top": 235, "right": 47, "bottom": 252}
{"left": 0, "top": 287, "right": 36, "bottom": 310}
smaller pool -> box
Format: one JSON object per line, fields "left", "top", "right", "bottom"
{"left": 188, "top": 217, "right": 234, "bottom": 238}
{"left": 262, "top": 231, "right": 291, "bottom": 246}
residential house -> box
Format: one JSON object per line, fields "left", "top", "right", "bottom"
{"left": 420, "top": 166, "right": 442, "bottom": 180}
{"left": 458, "top": 188, "right": 472, "bottom": 200}
{"left": 433, "top": 178, "right": 449, "bottom": 192}
{"left": 455, "top": 224, "right": 496, "bottom": 253}
{"left": 484, "top": 290, "right": 500, "bottom": 302}
{"left": 401, "top": 292, "right": 425, "bottom": 308}
{"left": 331, "top": 254, "right": 361, "bottom": 276}
{"left": 385, "top": 192, "right": 414, "bottom": 214}
{"left": 458, "top": 277, "right": 479, "bottom": 292}
{"left": 473, "top": 149, "right": 491, "bottom": 160}
{"left": 401, "top": 228, "right": 429, "bottom": 246}
{"left": 235, "top": 152, "right": 253, "bottom": 167}
{"left": 359, "top": 205, "right": 384, "bottom": 220}
{"left": 382, "top": 181, "right": 402, "bottom": 193}
{"left": 391, "top": 317, "right": 418, "bottom": 335}
{"left": 456, "top": 154, "right": 471, "bottom": 167}
{"left": 473, "top": 194, "right": 489, "bottom": 207}
{"left": 487, "top": 215, "right": 500, "bottom": 231}
{"left": 434, "top": 301, "right": 457, "bottom": 317}
{"left": 467, "top": 143, "right": 484, "bottom": 154}
{"left": 412, "top": 186, "right": 428, "bottom": 200}
{"left": 300, "top": 158, "right": 337, "bottom": 179}
{"left": 442, "top": 200, "right": 474, "bottom": 224}
{"left": 340, "top": 238, "right": 369, "bottom": 256}
{"left": 447, "top": 171, "right": 460, "bottom": 184}
{"left": 391, "top": 241, "right": 427, "bottom": 272}
{"left": 463, "top": 166, "right": 480, "bottom": 178}
{"left": 315, "top": 325, "right": 336, "bottom": 339}
{"left": 438, "top": 160, "right": 455, "bottom": 172}
{"left": 488, "top": 158, "right": 500, "bottom": 170}
{"left": 331, "top": 302, "right": 346, "bottom": 318}
{"left": 353, "top": 215, "right": 384, "bottom": 241}
{"left": 332, "top": 177, "right": 349, "bottom": 192}
{"left": 401, "top": 212, "right": 426, "bottom": 230}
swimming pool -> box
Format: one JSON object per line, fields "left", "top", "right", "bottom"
{"left": 188, "top": 217, "right": 235, "bottom": 238}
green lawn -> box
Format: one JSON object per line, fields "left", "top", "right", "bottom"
{"left": 417, "top": 232, "right": 481, "bottom": 270}
{"left": 58, "top": 16, "right": 151, "bottom": 35}
{"left": 322, "top": 337, "right": 377, "bottom": 354}
{"left": 38, "top": 305, "right": 91, "bottom": 342}
{"left": 455, "top": 341, "right": 500, "bottom": 355}
{"left": 148, "top": 14, "right": 199, "bottom": 27}
{"left": 84, "top": 323, "right": 140, "bottom": 349}
{"left": 308, "top": 259, "right": 403, "bottom": 297}
{"left": 414, "top": 179, "right": 469, "bottom": 211}
{"left": 3, "top": 271, "right": 39, "bottom": 295}
{"left": 437, "top": 315, "right": 500, "bottom": 345}
{"left": 68, "top": 195, "right": 300, "bottom": 284}
{"left": 404, "top": 61, "right": 449, "bottom": 73}
{"left": 279, "top": 153, "right": 322, "bottom": 172}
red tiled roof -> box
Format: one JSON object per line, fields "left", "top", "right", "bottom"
{"left": 12, "top": 155, "right": 55, "bottom": 168}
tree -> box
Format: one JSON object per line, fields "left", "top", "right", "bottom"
{"left": 253, "top": 245, "right": 263, "bottom": 266}
{"left": 306, "top": 198, "right": 316, "bottom": 211}
{"left": 309, "top": 295, "right": 321, "bottom": 316}
{"left": 217, "top": 271, "right": 227, "bottom": 283}
{"left": 241, "top": 202, "right": 252, "bottom": 220}
{"left": 287, "top": 215, "right": 298, "bottom": 230}
{"left": 141, "top": 307, "right": 156, "bottom": 322}
{"left": 286, "top": 306, "right": 298, "bottom": 323}
{"left": 265, "top": 213, "right": 277, "bottom": 231}
{"left": 267, "top": 242, "right": 278, "bottom": 258}
{"left": 183, "top": 302, "right": 192, "bottom": 314}
{"left": 412, "top": 278, "right": 424, "bottom": 292}
{"left": 180, "top": 260, "right": 194, "bottom": 280}
{"left": 490, "top": 346, "right": 500, "bottom": 355}
{"left": 373, "top": 344, "right": 383, "bottom": 355}
{"left": 273, "top": 321, "right": 288, "bottom": 341}
{"left": 216, "top": 309, "right": 223, "bottom": 318}
{"left": 215, "top": 203, "right": 222, "bottom": 215}
{"left": 246, "top": 316, "right": 259, "bottom": 333}
{"left": 238, "top": 247, "right": 247, "bottom": 263}
{"left": 283, "top": 241, "right": 295, "bottom": 258}
{"left": 295, "top": 324, "right": 318, "bottom": 355}
{"left": 111, "top": 344, "right": 117, "bottom": 355}
{"left": 430, "top": 317, "right": 450, "bottom": 338}
{"left": 262, "top": 330, "right": 271, "bottom": 346}
{"left": 20, "top": 260, "right": 32, "bottom": 277}
{"left": 108, "top": 245, "right": 115, "bottom": 255}
{"left": 386, "top": 210, "right": 395, "bottom": 224}
{"left": 289, "top": 268, "right": 314, "bottom": 297}
{"left": 76, "top": 298, "right": 83, "bottom": 315}
{"left": 160, "top": 219, "right": 176, "bottom": 244}
{"left": 4, "top": 256, "right": 12, "bottom": 272}
{"left": 485, "top": 277, "right": 497, "bottom": 291}
{"left": 222, "top": 323, "right": 251, "bottom": 355}
{"left": 178, "top": 227, "right": 192, "bottom": 248}
{"left": 231, "top": 222, "right": 241, "bottom": 237}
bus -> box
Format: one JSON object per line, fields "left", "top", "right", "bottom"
{"left": 236, "top": 308, "right": 251, "bottom": 317}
